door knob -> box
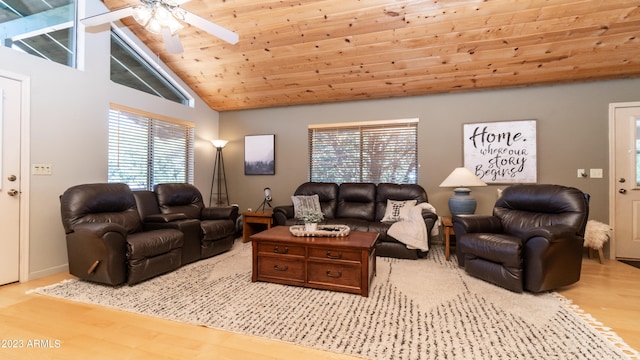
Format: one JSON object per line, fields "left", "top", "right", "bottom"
{"left": 7, "top": 174, "right": 16, "bottom": 181}
{"left": 7, "top": 189, "right": 19, "bottom": 196}
{"left": 619, "top": 188, "right": 627, "bottom": 194}
{"left": 619, "top": 178, "right": 626, "bottom": 183}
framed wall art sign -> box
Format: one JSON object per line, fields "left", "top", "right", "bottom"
{"left": 463, "top": 119, "right": 537, "bottom": 184}
{"left": 244, "top": 134, "right": 275, "bottom": 175}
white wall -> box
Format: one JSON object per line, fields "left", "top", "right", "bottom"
{"left": 0, "top": 0, "right": 220, "bottom": 280}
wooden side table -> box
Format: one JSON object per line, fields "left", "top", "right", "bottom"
{"left": 442, "top": 216, "right": 454, "bottom": 261}
{"left": 242, "top": 210, "right": 273, "bottom": 242}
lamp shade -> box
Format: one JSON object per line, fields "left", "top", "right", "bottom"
{"left": 211, "top": 139, "right": 228, "bottom": 148}
{"left": 439, "top": 167, "right": 487, "bottom": 216}
{"left": 439, "top": 167, "right": 487, "bottom": 188}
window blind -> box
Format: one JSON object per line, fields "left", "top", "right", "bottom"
{"left": 308, "top": 119, "right": 418, "bottom": 184}
{"left": 108, "top": 106, "right": 194, "bottom": 190}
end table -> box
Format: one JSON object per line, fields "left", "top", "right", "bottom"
{"left": 242, "top": 210, "right": 273, "bottom": 243}
{"left": 443, "top": 216, "right": 454, "bottom": 261}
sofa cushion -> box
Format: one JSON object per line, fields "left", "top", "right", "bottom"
{"left": 200, "top": 219, "right": 236, "bottom": 241}
{"left": 127, "top": 229, "right": 184, "bottom": 260}
{"left": 60, "top": 183, "right": 143, "bottom": 235}
{"left": 381, "top": 199, "right": 417, "bottom": 222}
{"left": 291, "top": 194, "right": 322, "bottom": 220}
{"left": 155, "top": 183, "right": 204, "bottom": 219}
{"left": 336, "top": 183, "right": 376, "bottom": 221}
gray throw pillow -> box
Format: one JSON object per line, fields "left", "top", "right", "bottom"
{"left": 292, "top": 194, "right": 322, "bottom": 219}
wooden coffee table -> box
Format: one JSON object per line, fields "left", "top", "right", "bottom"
{"left": 250, "top": 226, "right": 378, "bottom": 297}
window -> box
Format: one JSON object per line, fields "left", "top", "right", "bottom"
{"left": 309, "top": 119, "right": 418, "bottom": 184}
{"left": 110, "top": 30, "right": 191, "bottom": 105}
{"left": 0, "top": 0, "right": 77, "bottom": 67}
{"left": 108, "top": 105, "right": 194, "bottom": 190}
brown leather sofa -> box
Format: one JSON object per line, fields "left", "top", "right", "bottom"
{"left": 452, "top": 184, "right": 589, "bottom": 293}
{"left": 61, "top": 183, "right": 239, "bottom": 286}
{"left": 273, "top": 182, "right": 438, "bottom": 259}
{"left": 60, "top": 183, "right": 184, "bottom": 285}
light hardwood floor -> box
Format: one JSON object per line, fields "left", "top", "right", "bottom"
{"left": 0, "top": 250, "right": 638, "bottom": 360}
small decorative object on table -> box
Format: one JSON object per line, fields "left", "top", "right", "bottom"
{"left": 289, "top": 224, "right": 351, "bottom": 237}
{"left": 296, "top": 209, "right": 324, "bottom": 232}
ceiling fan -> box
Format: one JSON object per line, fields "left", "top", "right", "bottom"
{"left": 81, "top": 0, "right": 239, "bottom": 54}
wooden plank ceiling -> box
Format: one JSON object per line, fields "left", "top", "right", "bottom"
{"left": 102, "top": 0, "right": 640, "bottom": 111}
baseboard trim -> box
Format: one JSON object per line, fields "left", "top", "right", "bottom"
{"left": 27, "top": 264, "right": 69, "bottom": 282}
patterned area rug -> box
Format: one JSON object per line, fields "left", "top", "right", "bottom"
{"left": 32, "top": 241, "right": 638, "bottom": 360}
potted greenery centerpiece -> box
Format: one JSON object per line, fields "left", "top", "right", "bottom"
{"left": 297, "top": 209, "right": 324, "bottom": 232}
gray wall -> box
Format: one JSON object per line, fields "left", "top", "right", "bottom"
{"left": 220, "top": 78, "right": 640, "bottom": 241}
{"left": 0, "top": 0, "right": 220, "bottom": 280}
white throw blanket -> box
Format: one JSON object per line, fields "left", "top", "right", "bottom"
{"left": 388, "top": 202, "right": 438, "bottom": 252}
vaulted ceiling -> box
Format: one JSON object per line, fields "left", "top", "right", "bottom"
{"left": 102, "top": 0, "right": 640, "bottom": 111}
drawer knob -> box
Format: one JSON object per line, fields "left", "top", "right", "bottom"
{"left": 274, "top": 246, "right": 288, "bottom": 254}
{"left": 326, "top": 270, "right": 342, "bottom": 278}
{"left": 273, "top": 264, "right": 289, "bottom": 271}
{"left": 326, "top": 251, "right": 342, "bottom": 259}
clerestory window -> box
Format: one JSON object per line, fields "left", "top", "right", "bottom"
{"left": 110, "top": 30, "right": 191, "bottom": 105}
{"left": 0, "top": 0, "right": 77, "bottom": 67}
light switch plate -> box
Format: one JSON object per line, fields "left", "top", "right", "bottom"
{"left": 590, "top": 168, "right": 603, "bottom": 178}
{"left": 32, "top": 163, "right": 52, "bottom": 175}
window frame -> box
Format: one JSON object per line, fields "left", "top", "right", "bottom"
{"left": 308, "top": 118, "right": 419, "bottom": 184}
{"left": 108, "top": 104, "right": 195, "bottom": 191}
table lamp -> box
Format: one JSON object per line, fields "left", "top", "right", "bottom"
{"left": 439, "top": 167, "right": 487, "bottom": 215}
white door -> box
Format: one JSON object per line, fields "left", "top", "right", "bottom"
{"left": 0, "top": 75, "right": 21, "bottom": 285}
{"left": 611, "top": 103, "right": 640, "bottom": 259}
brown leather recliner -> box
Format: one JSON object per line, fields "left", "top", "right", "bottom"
{"left": 452, "top": 184, "right": 589, "bottom": 293}
{"left": 153, "top": 183, "right": 238, "bottom": 260}
{"left": 60, "top": 183, "right": 184, "bottom": 285}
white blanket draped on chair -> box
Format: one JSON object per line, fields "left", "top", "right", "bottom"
{"left": 388, "top": 203, "right": 438, "bottom": 251}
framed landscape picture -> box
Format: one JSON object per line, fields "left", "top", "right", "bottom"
{"left": 463, "top": 119, "right": 537, "bottom": 184}
{"left": 244, "top": 134, "right": 275, "bottom": 175}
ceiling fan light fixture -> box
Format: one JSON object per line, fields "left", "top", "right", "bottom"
{"left": 132, "top": 5, "right": 153, "bottom": 27}
{"left": 131, "top": 0, "right": 185, "bottom": 36}
{"left": 154, "top": 5, "right": 173, "bottom": 26}
{"left": 82, "top": 0, "right": 239, "bottom": 54}
{"left": 145, "top": 16, "right": 163, "bottom": 35}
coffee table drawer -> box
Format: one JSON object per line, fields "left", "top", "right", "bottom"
{"left": 308, "top": 247, "right": 360, "bottom": 262}
{"left": 258, "top": 243, "right": 305, "bottom": 257}
{"left": 307, "top": 262, "right": 361, "bottom": 288}
{"left": 258, "top": 257, "right": 305, "bottom": 281}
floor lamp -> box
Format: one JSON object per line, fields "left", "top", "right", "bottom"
{"left": 209, "top": 140, "right": 229, "bottom": 206}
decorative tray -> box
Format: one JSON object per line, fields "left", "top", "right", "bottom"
{"left": 289, "top": 225, "right": 351, "bottom": 237}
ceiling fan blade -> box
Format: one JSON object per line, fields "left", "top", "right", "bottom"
{"left": 81, "top": 7, "right": 134, "bottom": 27}
{"left": 162, "top": 28, "right": 184, "bottom": 54}
{"left": 182, "top": 10, "right": 239, "bottom": 45}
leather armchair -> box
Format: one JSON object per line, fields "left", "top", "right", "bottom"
{"left": 452, "top": 184, "right": 589, "bottom": 293}
{"left": 60, "top": 183, "right": 184, "bottom": 285}
{"left": 154, "top": 183, "right": 239, "bottom": 259}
